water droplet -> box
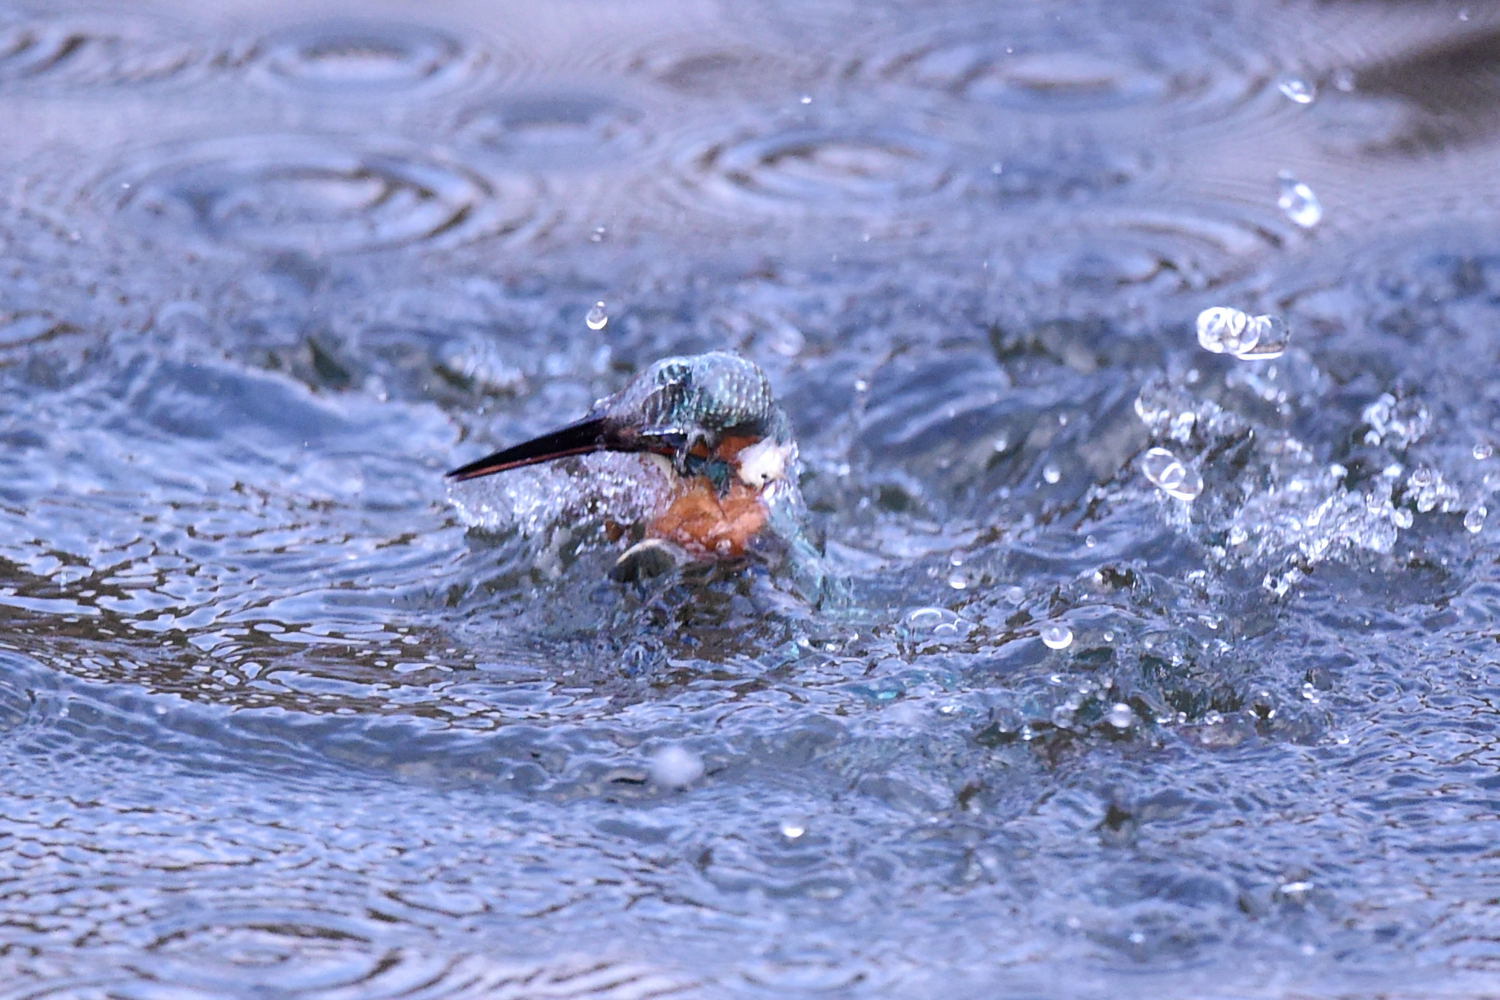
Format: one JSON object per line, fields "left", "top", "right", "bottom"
{"left": 1277, "top": 75, "right": 1317, "bottom": 105}
{"left": 1277, "top": 172, "right": 1322, "bottom": 228}
{"left": 1473, "top": 443, "right": 1492, "bottom": 461}
{"left": 1141, "top": 447, "right": 1204, "bottom": 501}
{"left": 779, "top": 818, "right": 807, "bottom": 839}
{"left": 799, "top": 94, "right": 812, "bottom": 105}
{"left": 1040, "top": 623, "right": 1073, "bottom": 650}
{"left": 589, "top": 225, "right": 607, "bottom": 243}
{"left": 1332, "top": 67, "right": 1356, "bottom": 92}
{"left": 1392, "top": 508, "right": 1414, "bottom": 529}
{"left": 649, "top": 745, "right": 704, "bottom": 788}
{"left": 1237, "top": 315, "right": 1291, "bottom": 360}
{"left": 947, "top": 572, "right": 970, "bottom": 590}
{"left": 1196, "top": 306, "right": 1255, "bottom": 355}
{"left": 585, "top": 301, "right": 609, "bottom": 330}
{"left": 1465, "top": 506, "right": 1486, "bottom": 534}
{"left": 1042, "top": 464, "right": 1062, "bottom": 484}
{"left": 1105, "top": 703, "right": 1136, "bottom": 729}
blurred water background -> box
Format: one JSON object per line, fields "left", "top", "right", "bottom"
{"left": 2, "top": 0, "right": 1499, "bottom": 996}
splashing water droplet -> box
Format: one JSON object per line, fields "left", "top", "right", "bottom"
{"left": 1195, "top": 306, "right": 1290, "bottom": 360}
{"left": 1465, "top": 506, "right": 1486, "bottom": 534}
{"left": 1277, "top": 75, "right": 1317, "bottom": 105}
{"left": 779, "top": 818, "right": 807, "bottom": 839}
{"left": 1277, "top": 172, "right": 1322, "bottom": 228}
{"left": 1141, "top": 447, "right": 1204, "bottom": 501}
{"left": 1473, "top": 443, "right": 1492, "bottom": 461}
{"left": 1105, "top": 703, "right": 1137, "bottom": 729}
{"left": 1040, "top": 623, "right": 1073, "bottom": 650}
{"left": 585, "top": 301, "right": 609, "bottom": 330}
{"left": 1196, "top": 306, "right": 1255, "bottom": 355}
{"left": 1236, "top": 314, "right": 1291, "bottom": 360}
{"left": 1042, "top": 464, "right": 1062, "bottom": 484}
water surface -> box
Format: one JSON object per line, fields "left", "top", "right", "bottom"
{"left": 2, "top": 0, "right": 1499, "bottom": 996}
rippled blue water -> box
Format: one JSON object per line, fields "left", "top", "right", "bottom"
{"left": 2, "top": 0, "right": 1499, "bottom": 997}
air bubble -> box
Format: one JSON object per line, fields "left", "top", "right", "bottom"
{"left": 1141, "top": 447, "right": 1203, "bottom": 501}
{"left": 1277, "top": 172, "right": 1322, "bottom": 228}
{"left": 1040, "top": 623, "right": 1073, "bottom": 650}
{"left": 1473, "top": 443, "right": 1492, "bottom": 461}
{"left": 1042, "top": 464, "right": 1062, "bottom": 484}
{"left": 779, "top": 818, "right": 807, "bottom": 839}
{"left": 1105, "top": 703, "right": 1136, "bottom": 729}
{"left": 585, "top": 301, "right": 609, "bottom": 330}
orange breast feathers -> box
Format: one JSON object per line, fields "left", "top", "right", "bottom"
{"left": 649, "top": 478, "right": 768, "bottom": 558}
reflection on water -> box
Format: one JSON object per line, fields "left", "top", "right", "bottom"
{"left": 3, "top": 0, "right": 1500, "bottom": 996}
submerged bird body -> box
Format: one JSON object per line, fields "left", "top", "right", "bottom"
{"left": 448, "top": 352, "right": 799, "bottom": 566}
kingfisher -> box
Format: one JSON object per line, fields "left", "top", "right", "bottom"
{"left": 447, "top": 352, "right": 804, "bottom": 580}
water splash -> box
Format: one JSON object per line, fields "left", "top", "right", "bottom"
{"left": 1196, "top": 307, "right": 1292, "bottom": 361}
{"left": 1141, "top": 446, "right": 1204, "bottom": 501}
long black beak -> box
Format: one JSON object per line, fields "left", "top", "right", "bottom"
{"left": 447, "top": 418, "right": 612, "bottom": 481}
{"left": 447, "top": 418, "right": 679, "bottom": 482}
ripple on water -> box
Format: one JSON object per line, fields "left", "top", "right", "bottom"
{"left": 0, "top": 10, "right": 205, "bottom": 87}
{"left": 0, "top": 310, "right": 78, "bottom": 355}
{"left": 103, "top": 135, "right": 539, "bottom": 255}
{"left": 15, "top": 940, "right": 694, "bottom": 999}
{"left": 1015, "top": 197, "right": 1301, "bottom": 293}
{"left": 662, "top": 119, "right": 959, "bottom": 234}
{"left": 848, "top": 2, "right": 1271, "bottom": 126}
{"left": 628, "top": 38, "right": 819, "bottom": 100}
{"left": 242, "top": 19, "right": 493, "bottom": 99}
{"left": 455, "top": 90, "right": 647, "bottom": 167}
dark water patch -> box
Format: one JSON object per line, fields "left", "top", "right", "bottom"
{"left": 1352, "top": 25, "right": 1500, "bottom": 157}
{"left": 240, "top": 19, "right": 492, "bottom": 101}
{"left": 0, "top": 9, "right": 205, "bottom": 88}
{"left": 102, "top": 135, "right": 533, "bottom": 255}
